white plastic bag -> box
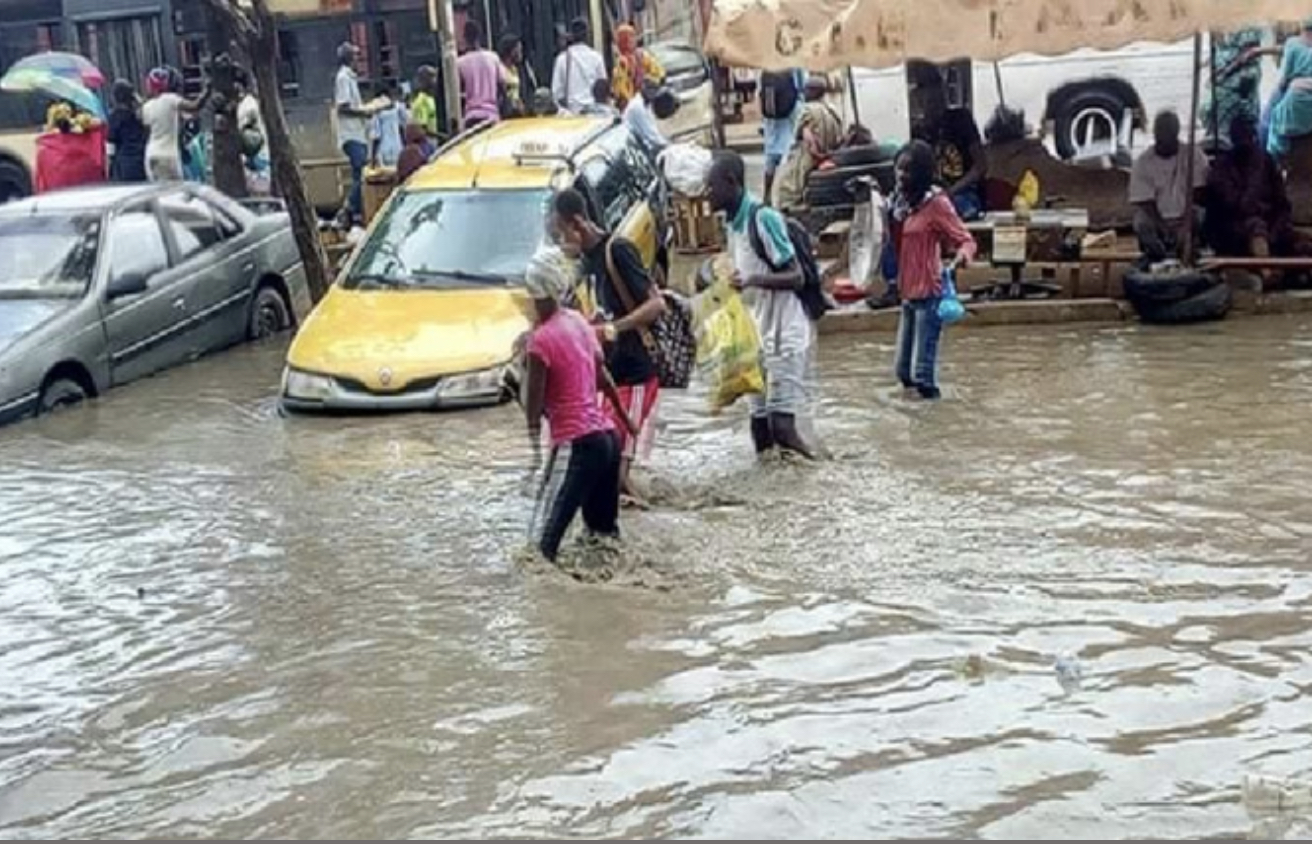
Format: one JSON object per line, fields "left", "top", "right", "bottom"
{"left": 661, "top": 143, "right": 713, "bottom": 196}
{"left": 848, "top": 186, "right": 887, "bottom": 287}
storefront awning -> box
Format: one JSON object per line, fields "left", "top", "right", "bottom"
{"left": 705, "top": 0, "right": 1312, "bottom": 70}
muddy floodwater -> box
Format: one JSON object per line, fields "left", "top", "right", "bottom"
{"left": 3, "top": 317, "right": 1312, "bottom": 839}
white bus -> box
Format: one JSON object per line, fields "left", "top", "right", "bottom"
{"left": 847, "top": 34, "right": 1282, "bottom": 159}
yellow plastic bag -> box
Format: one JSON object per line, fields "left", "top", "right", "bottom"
{"left": 696, "top": 283, "right": 765, "bottom": 411}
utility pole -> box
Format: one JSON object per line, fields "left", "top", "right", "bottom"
{"left": 427, "top": 0, "right": 462, "bottom": 135}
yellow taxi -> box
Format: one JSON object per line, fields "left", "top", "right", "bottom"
{"left": 281, "top": 115, "right": 669, "bottom": 412}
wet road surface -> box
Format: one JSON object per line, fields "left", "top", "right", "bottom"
{"left": 3, "top": 317, "right": 1312, "bottom": 839}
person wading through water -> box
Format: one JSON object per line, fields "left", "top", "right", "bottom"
{"left": 522, "top": 247, "right": 636, "bottom": 563}
{"left": 707, "top": 150, "right": 816, "bottom": 459}
{"left": 551, "top": 188, "right": 666, "bottom": 507}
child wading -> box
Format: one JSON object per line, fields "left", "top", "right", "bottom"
{"left": 522, "top": 248, "right": 637, "bottom": 563}
{"left": 706, "top": 150, "right": 815, "bottom": 459}
{"left": 890, "top": 140, "right": 976, "bottom": 399}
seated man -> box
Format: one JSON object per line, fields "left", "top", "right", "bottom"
{"left": 909, "top": 62, "right": 987, "bottom": 220}
{"left": 1130, "top": 110, "right": 1209, "bottom": 264}
{"left": 774, "top": 75, "right": 844, "bottom": 210}
{"left": 1204, "top": 115, "right": 1311, "bottom": 260}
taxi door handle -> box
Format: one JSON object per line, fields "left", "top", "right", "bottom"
{"left": 172, "top": 296, "right": 187, "bottom": 311}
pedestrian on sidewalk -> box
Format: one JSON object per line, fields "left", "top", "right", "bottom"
{"left": 551, "top": 188, "right": 667, "bottom": 506}
{"left": 759, "top": 68, "right": 804, "bottom": 205}
{"left": 890, "top": 141, "right": 976, "bottom": 400}
{"left": 334, "top": 43, "right": 377, "bottom": 225}
{"left": 707, "top": 150, "right": 816, "bottom": 459}
{"left": 107, "top": 80, "right": 147, "bottom": 183}
{"left": 522, "top": 247, "right": 636, "bottom": 563}
{"left": 458, "top": 19, "right": 503, "bottom": 129}
{"left": 552, "top": 17, "right": 607, "bottom": 114}
{"left": 775, "top": 75, "right": 843, "bottom": 211}
{"left": 141, "top": 66, "right": 208, "bottom": 182}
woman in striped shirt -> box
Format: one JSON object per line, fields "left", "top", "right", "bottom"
{"left": 891, "top": 141, "right": 977, "bottom": 400}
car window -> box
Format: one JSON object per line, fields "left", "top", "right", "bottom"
{"left": 649, "top": 44, "right": 706, "bottom": 81}
{"left": 623, "top": 139, "right": 659, "bottom": 192}
{"left": 106, "top": 205, "right": 170, "bottom": 284}
{"left": 581, "top": 154, "right": 642, "bottom": 232}
{"left": 160, "top": 192, "right": 225, "bottom": 262}
{"left": 0, "top": 215, "right": 101, "bottom": 298}
{"left": 345, "top": 188, "right": 552, "bottom": 287}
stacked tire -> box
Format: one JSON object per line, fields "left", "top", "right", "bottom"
{"left": 1123, "top": 268, "right": 1232, "bottom": 325}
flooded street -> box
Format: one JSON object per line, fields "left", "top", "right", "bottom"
{"left": 3, "top": 317, "right": 1312, "bottom": 839}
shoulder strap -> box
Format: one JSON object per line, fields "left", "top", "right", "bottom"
{"left": 747, "top": 205, "right": 786, "bottom": 273}
{"left": 604, "top": 239, "right": 660, "bottom": 356}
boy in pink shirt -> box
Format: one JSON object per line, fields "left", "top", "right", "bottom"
{"left": 523, "top": 248, "right": 636, "bottom": 562}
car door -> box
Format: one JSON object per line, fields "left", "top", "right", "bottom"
{"left": 100, "top": 201, "right": 196, "bottom": 386}
{"left": 157, "top": 189, "right": 254, "bottom": 354}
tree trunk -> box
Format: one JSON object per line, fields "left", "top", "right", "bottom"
{"left": 207, "top": 11, "right": 247, "bottom": 199}
{"left": 199, "top": 0, "right": 330, "bottom": 302}
{"left": 251, "top": 61, "right": 330, "bottom": 302}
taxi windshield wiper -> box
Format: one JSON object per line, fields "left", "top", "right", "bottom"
{"left": 348, "top": 273, "right": 411, "bottom": 290}
{"left": 413, "top": 269, "right": 506, "bottom": 284}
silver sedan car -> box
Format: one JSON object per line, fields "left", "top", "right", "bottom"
{"left": 0, "top": 183, "right": 311, "bottom": 425}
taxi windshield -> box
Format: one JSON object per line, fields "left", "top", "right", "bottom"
{"left": 345, "top": 188, "right": 552, "bottom": 289}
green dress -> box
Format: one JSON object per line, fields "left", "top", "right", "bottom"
{"left": 1206, "top": 28, "right": 1264, "bottom": 145}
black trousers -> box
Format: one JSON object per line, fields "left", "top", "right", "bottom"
{"left": 535, "top": 430, "right": 622, "bottom": 562}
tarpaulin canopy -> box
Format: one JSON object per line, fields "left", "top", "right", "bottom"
{"left": 704, "top": 0, "right": 1312, "bottom": 71}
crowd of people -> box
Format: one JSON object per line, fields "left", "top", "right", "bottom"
{"left": 34, "top": 63, "right": 273, "bottom": 198}
{"left": 521, "top": 132, "right": 980, "bottom": 560}
{"left": 333, "top": 15, "right": 681, "bottom": 226}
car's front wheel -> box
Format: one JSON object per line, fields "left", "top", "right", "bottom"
{"left": 38, "top": 378, "right": 89, "bottom": 415}
{"left": 248, "top": 283, "right": 292, "bottom": 340}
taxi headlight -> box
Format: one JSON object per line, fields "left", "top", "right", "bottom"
{"left": 282, "top": 367, "right": 334, "bottom": 401}
{"left": 436, "top": 365, "right": 508, "bottom": 401}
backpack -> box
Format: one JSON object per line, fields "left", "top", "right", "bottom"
{"left": 747, "top": 206, "right": 829, "bottom": 322}
{"left": 759, "top": 70, "right": 800, "bottom": 120}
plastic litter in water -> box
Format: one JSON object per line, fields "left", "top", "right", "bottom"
{"left": 1054, "top": 654, "right": 1083, "bottom": 692}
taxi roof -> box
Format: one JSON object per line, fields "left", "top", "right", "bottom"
{"left": 406, "top": 115, "right": 617, "bottom": 191}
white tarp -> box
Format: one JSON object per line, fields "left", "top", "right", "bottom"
{"left": 705, "top": 0, "right": 1312, "bottom": 70}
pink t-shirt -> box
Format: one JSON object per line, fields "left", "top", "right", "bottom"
{"left": 458, "top": 49, "right": 502, "bottom": 124}
{"left": 527, "top": 309, "right": 613, "bottom": 447}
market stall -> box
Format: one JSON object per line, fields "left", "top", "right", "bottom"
{"left": 705, "top": 0, "right": 1311, "bottom": 308}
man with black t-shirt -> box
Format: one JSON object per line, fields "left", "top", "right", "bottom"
{"left": 909, "top": 62, "right": 987, "bottom": 220}
{"left": 551, "top": 189, "right": 667, "bottom": 506}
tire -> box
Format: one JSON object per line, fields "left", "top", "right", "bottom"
{"left": 38, "top": 377, "right": 89, "bottom": 415}
{"left": 1133, "top": 282, "right": 1233, "bottom": 325}
{"left": 0, "top": 158, "right": 31, "bottom": 206}
{"left": 1053, "top": 87, "right": 1130, "bottom": 160}
{"left": 829, "top": 144, "right": 891, "bottom": 168}
{"left": 1123, "top": 269, "right": 1217, "bottom": 305}
{"left": 248, "top": 284, "right": 292, "bottom": 340}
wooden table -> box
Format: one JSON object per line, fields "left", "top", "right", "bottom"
{"left": 967, "top": 209, "right": 1090, "bottom": 300}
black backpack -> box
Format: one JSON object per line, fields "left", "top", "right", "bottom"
{"left": 759, "top": 70, "right": 800, "bottom": 120}
{"left": 748, "top": 206, "right": 829, "bottom": 322}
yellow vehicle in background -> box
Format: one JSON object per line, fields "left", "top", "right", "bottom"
{"left": 281, "top": 115, "right": 671, "bottom": 413}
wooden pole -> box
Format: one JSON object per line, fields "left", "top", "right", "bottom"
{"left": 1182, "top": 31, "right": 1203, "bottom": 266}
{"left": 1208, "top": 32, "right": 1220, "bottom": 146}
{"left": 428, "top": 0, "right": 462, "bottom": 134}
{"left": 993, "top": 60, "right": 1006, "bottom": 108}
{"left": 846, "top": 66, "right": 861, "bottom": 127}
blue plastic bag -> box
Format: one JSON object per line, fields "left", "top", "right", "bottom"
{"left": 938, "top": 268, "right": 966, "bottom": 324}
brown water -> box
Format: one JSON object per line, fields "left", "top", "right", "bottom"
{"left": 3, "top": 318, "right": 1312, "bottom": 839}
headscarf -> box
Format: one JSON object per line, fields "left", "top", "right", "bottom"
{"left": 525, "top": 246, "right": 576, "bottom": 303}
{"left": 615, "top": 24, "right": 644, "bottom": 95}
{"left": 146, "top": 67, "right": 171, "bottom": 97}
{"left": 615, "top": 24, "right": 639, "bottom": 57}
